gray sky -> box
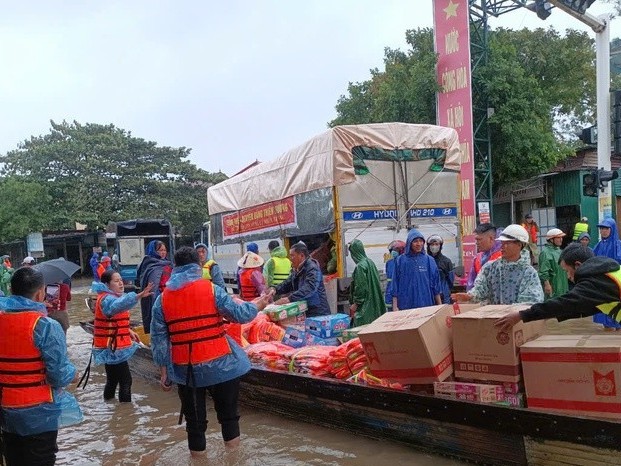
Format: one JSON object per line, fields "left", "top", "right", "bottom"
{"left": 0, "top": 1, "right": 618, "bottom": 175}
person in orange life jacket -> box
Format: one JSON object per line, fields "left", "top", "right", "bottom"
{"left": 194, "top": 243, "right": 226, "bottom": 288}
{"left": 495, "top": 243, "right": 621, "bottom": 331}
{"left": 136, "top": 240, "right": 172, "bottom": 334}
{"left": 0, "top": 267, "right": 82, "bottom": 466}
{"left": 91, "top": 270, "right": 154, "bottom": 402}
{"left": 467, "top": 223, "right": 502, "bottom": 291}
{"left": 235, "top": 243, "right": 260, "bottom": 293}
{"left": 267, "top": 241, "right": 331, "bottom": 317}
{"left": 150, "top": 247, "right": 269, "bottom": 457}
{"left": 237, "top": 252, "right": 267, "bottom": 301}
{"left": 521, "top": 213, "right": 540, "bottom": 265}
{"left": 97, "top": 255, "right": 112, "bottom": 280}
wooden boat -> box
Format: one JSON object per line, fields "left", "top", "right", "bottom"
{"left": 78, "top": 321, "right": 621, "bottom": 466}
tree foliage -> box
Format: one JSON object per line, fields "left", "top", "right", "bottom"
{"left": 0, "top": 121, "right": 226, "bottom": 241}
{"left": 329, "top": 27, "right": 597, "bottom": 186}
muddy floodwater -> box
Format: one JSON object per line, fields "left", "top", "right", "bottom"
{"left": 57, "top": 280, "right": 605, "bottom": 465}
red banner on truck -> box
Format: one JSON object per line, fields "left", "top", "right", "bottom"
{"left": 222, "top": 197, "right": 297, "bottom": 239}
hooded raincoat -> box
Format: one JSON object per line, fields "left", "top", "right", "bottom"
{"left": 468, "top": 248, "right": 544, "bottom": 304}
{"left": 90, "top": 253, "right": 100, "bottom": 281}
{"left": 264, "top": 245, "right": 292, "bottom": 287}
{"left": 538, "top": 241, "right": 569, "bottom": 300}
{"left": 392, "top": 229, "right": 440, "bottom": 310}
{"left": 136, "top": 240, "right": 172, "bottom": 334}
{"left": 150, "top": 264, "right": 258, "bottom": 387}
{"left": 593, "top": 218, "right": 621, "bottom": 262}
{"left": 0, "top": 296, "right": 82, "bottom": 436}
{"left": 348, "top": 240, "right": 385, "bottom": 326}
{"left": 90, "top": 281, "right": 141, "bottom": 365}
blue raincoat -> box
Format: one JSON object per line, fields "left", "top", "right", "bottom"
{"left": 593, "top": 218, "right": 621, "bottom": 328}
{"left": 136, "top": 240, "right": 172, "bottom": 333}
{"left": 392, "top": 229, "right": 440, "bottom": 310}
{"left": 384, "top": 251, "right": 398, "bottom": 310}
{"left": 0, "top": 296, "right": 82, "bottom": 435}
{"left": 151, "top": 263, "right": 258, "bottom": 387}
{"left": 90, "top": 282, "right": 141, "bottom": 365}
{"left": 90, "top": 252, "right": 100, "bottom": 281}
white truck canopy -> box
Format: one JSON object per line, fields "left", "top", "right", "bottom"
{"left": 207, "top": 123, "right": 461, "bottom": 215}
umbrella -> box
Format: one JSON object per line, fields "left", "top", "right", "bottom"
{"left": 33, "top": 258, "right": 81, "bottom": 284}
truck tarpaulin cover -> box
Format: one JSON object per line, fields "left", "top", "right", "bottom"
{"left": 207, "top": 123, "right": 461, "bottom": 215}
{"left": 115, "top": 219, "right": 173, "bottom": 236}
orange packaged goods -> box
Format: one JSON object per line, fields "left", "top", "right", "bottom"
{"left": 245, "top": 341, "right": 296, "bottom": 371}
{"left": 357, "top": 304, "right": 476, "bottom": 384}
{"left": 521, "top": 335, "right": 621, "bottom": 419}
{"left": 242, "top": 313, "right": 286, "bottom": 344}
{"left": 288, "top": 346, "right": 334, "bottom": 377}
{"left": 326, "top": 338, "right": 369, "bottom": 380}
{"left": 452, "top": 305, "right": 545, "bottom": 383}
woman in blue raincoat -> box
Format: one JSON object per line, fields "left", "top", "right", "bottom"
{"left": 136, "top": 240, "right": 172, "bottom": 333}
{"left": 593, "top": 218, "right": 621, "bottom": 328}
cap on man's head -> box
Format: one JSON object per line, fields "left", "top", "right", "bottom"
{"left": 474, "top": 223, "right": 496, "bottom": 235}
{"left": 22, "top": 256, "right": 35, "bottom": 265}
{"left": 545, "top": 228, "right": 566, "bottom": 240}
{"left": 581, "top": 217, "right": 588, "bottom": 222}
{"left": 194, "top": 242, "right": 208, "bottom": 251}
{"left": 525, "top": 213, "right": 533, "bottom": 219}
{"left": 498, "top": 224, "right": 529, "bottom": 243}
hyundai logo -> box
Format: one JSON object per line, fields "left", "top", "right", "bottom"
{"left": 443, "top": 208, "right": 453, "bottom": 215}
{"left": 351, "top": 211, "right": 363, "bottom": 219}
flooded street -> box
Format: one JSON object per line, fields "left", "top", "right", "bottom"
{"left": 60, "top": 281, "right": 467, "bottom": 466}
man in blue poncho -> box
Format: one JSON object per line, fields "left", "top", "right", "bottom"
{"left": 0, "top": 267, "right": 82, "bottom": 465}
{"left": 592, "top": 217, "right": 621, "bottom": 329}
{"left": 392, "top": 229, "right": 441, "bottom": 311}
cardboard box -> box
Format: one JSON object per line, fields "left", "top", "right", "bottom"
{"left": 357, "top": 304, "right": 479, "bottom": 385}
{"left": 434, "top": 381, "right": 504, "bottom": 403}
{"left": 304, "top": 333, "right": 340, "bottom": 346}
{"left": 276, "top": 312, "right": 306, "bottom": 329}
{"left": 281, "top": 327, "right": 306, "bottom": 348}
{"left": 452, "top": 305, "right": 546, "bottom": 383}
{"left": 521, "top": 334, "right": 621, "bottom": 419}
{"left": 457, "top": 377, "right": 523, "bottom": 395}
{"left": 495, "top": 393, "right": 526, "bottom": 408}
{"left": 264, "top": 301, "right": 308, "bottom": 321}
{"left": 305, "top": 313, "right": 351, "bottom": 338}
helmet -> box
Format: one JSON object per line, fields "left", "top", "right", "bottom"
{"left": 388, "top": 240, "right": 406, "bottom": 254}
{"left": 545, "top": 228, "right": 566, "bottom": 240}
{"left": 427, "top": 234, "right": 443, "bottom": 244}
{"left": 498, "top": 224, "right": 529, "bottom": 243}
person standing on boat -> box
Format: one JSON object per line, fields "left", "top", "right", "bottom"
{"left": 267, "top": 241, "right": 331, "bottom": 317}
{"left": 92, "top": 270, "right": 153, "bottom": 402}
{"left": 348, "top": 239, "right": 385, "bottom": 326}
{"left": 591, "top": 218, "right": 621, "bottom": 329}
{"left": 194, "top": 243, "right": 226, "bottom": 289}
{"left": 263, "top": 240, "right": 292, "bottom": 287}
{"left": 452, "top": 224, "right": 544, "bottom": 305}
{"left": 150, "top": 246, "right": 269, "bottom": 457}
{"left": 392, "top": 229, "right": 441, "bottom": 311}
{"left": 136, "top": 240, "right": 172, "bottom": 334}
{"left": 467, "top": 223, "right": 502, "bottom": 291}
{"left": 495, "top": 243, "right": 621, "bottom": 331}
{"left": 0, "top": 267, "right": 83, "bottom": 466}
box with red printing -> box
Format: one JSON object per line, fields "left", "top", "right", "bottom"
{"left": 452, "top": 305, "right": 545, "bottom": 383}
{"left": 521, "top": 334, "right": 621, "bottom": 419}
{"left": 434, "top": 381, "right": 504, "bottom": 403}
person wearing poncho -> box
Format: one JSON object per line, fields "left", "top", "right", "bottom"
{"left": 348, "top": 239, "right": 385, "bottom": 326}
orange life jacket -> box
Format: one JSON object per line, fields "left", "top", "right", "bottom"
{"left": 93, "top": 293, "right": 132, "bottom": 351}
{"left": 473, "top": 250, "right": 502, "bottom": 274}
{"left": 161, "top": 279, "right": 231, "bottom": 365}
{"left": 239, "top": 268, "right": 260, "bottom": 301}
{"left": 0, "top": 311, "right": 53, "bottom": 408}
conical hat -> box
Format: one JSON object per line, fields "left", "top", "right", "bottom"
{"left": 237, "top": 252, "right": 265, "bottom": 269}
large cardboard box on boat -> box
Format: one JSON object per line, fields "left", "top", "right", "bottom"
{"left": 357, "top": 304, "right": 478, "bottom": 384}
{"left": 521, "top": 334, "right": 621, "bottom": 419}
{"left": 452, "top": 305, "right": 545, "bottom": 383}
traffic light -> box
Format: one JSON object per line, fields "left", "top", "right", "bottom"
{"left": 526, "top": 0, "right": 552, "bottom": 20}
{"left": 597, "top": 168, "right": 619, "bottom": 189}
{"left": 578, "top": 125, "right": 597, "bottom": 145}
{"left": 583, "top": 172, "right": 598, "bottom": 197}
{"left": 556, "top": 0, "right": 596, "bottom": 15}
{"left": 614, "top": 90, "right": 621, "bottom": 156}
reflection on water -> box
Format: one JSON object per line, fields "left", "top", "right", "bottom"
{"left": 62, "top": 280, "right": 609, "bottom": 465}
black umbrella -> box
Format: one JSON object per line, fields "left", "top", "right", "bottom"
{"left": 33, "top": 258, "right": 81, "bottom": 284}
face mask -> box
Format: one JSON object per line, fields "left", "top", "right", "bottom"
{"left": 429, "top": 245, "right": 441, "bottom": 254}
{"left": 390, "top": 251, "right": 398, "bottom": 259}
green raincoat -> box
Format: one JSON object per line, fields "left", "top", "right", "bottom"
{"left": 538, "top": 242, "right": 569, "bottom": 300}
{"left": 348, "top": 240, "right": 385, "bottom": 326}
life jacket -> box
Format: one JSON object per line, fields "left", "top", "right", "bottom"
{"left": 596, "top": 269, "right": 621, "bottom": 323}
{"left": 572, "top": 222, "right": 589, "bottom": 240}
{"left": 161, "top": 279, "right": 231, "bottom": 365}
{"left": 272, "top": 256, "right": 291, "bottom": 285}
{"left": 201, "top": 260, "right": 216, "bottom": 281}
{"left": 473, "top": 250, "right": 502, "bottom": 274}
{"left": 93, "top": 293, "right": 132, "bottom": 351}
{"left": 521, "top": 222, "right": 538, "bottom": 243}
{"left": 240, "top": 268, "right": 260, "bottom": 301}
{"left": 0, "top": 311, "right": 53, "bottom": 408}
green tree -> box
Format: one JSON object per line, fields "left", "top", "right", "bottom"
{"left": 330, "top": 27, "right": 597, "bottom": 186}
{"left": 0, "top": 177, "right": 53, "bottom": 242}
{"left": 0, "top": 121, "right": 226, "bottom": 238}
